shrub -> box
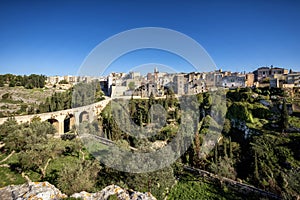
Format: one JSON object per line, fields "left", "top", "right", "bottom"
{"left": 227, "top": 102, "right": 253, "bottom": 123}
{"left": 2, "top": 93, "right": 11, "bottom": 100}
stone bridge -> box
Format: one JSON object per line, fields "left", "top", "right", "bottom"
{"left": 0, "top": 98, "right": 111, "bottom": 135}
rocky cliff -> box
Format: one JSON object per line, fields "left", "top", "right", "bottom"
{"left": 0, "top": 181, "right": 157, "bottom": 200}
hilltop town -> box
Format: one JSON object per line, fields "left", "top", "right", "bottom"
{"left": 46, "top": 65, "right": 300, "bottom": 97}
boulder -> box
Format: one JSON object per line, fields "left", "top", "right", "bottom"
{"left": 0, "top": 181, "right": 67, "bottom": 200}
{"left": 0, "top": 182, "right": 157, "bottom": 200}
{"left": 71, "top": 184, "right": 156, "bottom": 200}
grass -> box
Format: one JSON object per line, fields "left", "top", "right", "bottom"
{"left": 289, "top": 116, "right": 300, "bottom": 129}
{"left": 0, "top": 167, "right": 25, "bottom": 187}
{"left": 44, "top": 155, "right": 81, "bottom": 186}
{"left": 46, "top": 155, "right": 80, "bottom": 175}
{"left": 246, "top": 117, "right": 269, "bottom": 130}
{"left": 0, "top": 152, "right": 26, "bottom": 187}
{"left": 167, "top": 179, "right": 243, "bottom": 200}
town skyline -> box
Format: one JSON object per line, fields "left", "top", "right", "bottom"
{"left": 0, "top": 64, "right": 298, "bottom": 77}
{"left": 40, "top": 65, "right": 299, "bottom": 98}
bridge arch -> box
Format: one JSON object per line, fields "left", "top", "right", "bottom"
{"left": 64, "top": 114, "right": 75, "bottom": 133}
{"left": 47, "top": 118, "right": 60, "bottom": 133}
{"left": 79, "top": 111, "right": 89, "bottom": 123}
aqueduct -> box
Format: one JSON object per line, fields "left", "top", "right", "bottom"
{"left": 0, "top": 99, "right": 111, "bottom": 135}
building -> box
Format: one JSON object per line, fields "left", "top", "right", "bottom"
{"left": 107, "top": 72, "right": 125, "bottom": 96}
{"left": 63, "top": 75, "right": 77, "bottom": 84}
{"left": 128, "top": 71, "right": 140, "bottom": 79}
{"left": 110, "top": 85, "right": 127, "bottom": 97}
{"left": 173, "top": 74, "right": 185, "bottom": 95}
{"left": 245, "top": 73, "right": 254, "bottom": 87}
{"left": 270, "top": 78, "right": 279, "bottom": 88}
{"left": 205, "top": 70, "right": 223, "bottom": 88}
{"left": 46, "top": 76, "right": 64, "bottom": 85}
{"left": 186, "top": 79, "right": 206, "bottom": 94}
{"left": 221, "top": 75, "right": 246, "bottom": 88}
{"left": 286, "top": 72, "right": 300, "bottom": 87}
{"left": 253, "top": 66, "right": 288, "bottom": 81}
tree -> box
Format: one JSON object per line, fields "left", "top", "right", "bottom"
{"left": 128, "top": 81, "right": 135, "bottom": 90}
{"left": 0, "top": 119, "right": 56, "bottom": 173}
{"left": 125, "top": 167, "right": 175, "bottom": 199}
{"left": 222, "top": 119, "right": 231, "bottom": 135}
{"left": 254, "top": 151, "right": 259, "bottom": 181}
{"left": 39, "top": 89, "right": 73, "bottom": 113}
{"left": 0, "top": 118, "right": 19, "bottom": 142}
{"left": 19, "top": 143, "right": 56, "bottom": 179}
{"left": 227, "top": 102, "right": 253, "bottom": 123}
{"left": 57, "top": 160, "right": 101, "bottom": 195}
{"left": 209, "top": 156, "right": 237, "bottom": 180}
{"left": 281, "top": 98, "right": 289, "bottom": 133}
{"left": 9, "top": 80, "right": 16, "bottom": 87}
{"left": 72, "top": 82, "right": 103, "bottom": 107}
{"left": 59, "top": 79, "right": 69, "bottom": 84}
{"left": 149, "top": 92, "right": 155, "bottom": 106}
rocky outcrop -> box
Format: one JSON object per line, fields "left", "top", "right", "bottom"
{"left": 71, "top": 185, "right": 156, "bottom": 200}
{"left": 0, "top": 182, "right": 157, "bottom": 200}
{"left": 0, "top": 181, "right": 67, "bottom": 200}
{"left": 231, "top": 119, "right": 257, "bottom": 138}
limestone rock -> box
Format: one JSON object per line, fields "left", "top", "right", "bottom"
{"left": 0, "top": 182, "right": 157, "bottom": 200}
{"left": 0, "top": 181, "right": 67, "bottom": 200}
{"left": 71, "top": 184, "right": 157, "bottom": 200}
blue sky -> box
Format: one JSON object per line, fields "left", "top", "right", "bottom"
{"left": 0, "top": 0, "right": 300, "bottom": 76}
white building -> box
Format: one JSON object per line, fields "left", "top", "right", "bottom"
{"left": 222, "top": 75, "right": 246, "bottom": 88}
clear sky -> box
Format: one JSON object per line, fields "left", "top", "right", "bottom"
{"left": 0, "top": 0, "right": 300, "bottom": 76}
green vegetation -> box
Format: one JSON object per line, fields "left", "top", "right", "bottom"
{"left": 128, "top": 81, "right": 135, "bottom": 90}
{"left": 0, "top": 86, "right": 55, "bottom": 117}
{"left": 281, "top": 98, "right": 289, "bottom": 132}
{"left": 38, "top": 90, "right": 72, "bottom": 113}
{"left": 38, "top": 82, "right": 104, "bottom": 113}
{"left": 59, "top": 79, "right": 69, "bottom": 84}
{"left": 0, "top": 87, "right": 299, "bottom": 199}
{"left": 168, "top": 177, "right": 243, "bottom": 200}
{"left": 0, "top": 78, "right": 105, "bottom": 117}
{"left": 0, "top": 74, "right": 47, "bottom": 89}
{"left": 0, "top": 118, "right": 102, "bottom": 194}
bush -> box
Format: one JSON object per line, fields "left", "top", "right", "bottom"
{"left": 227, "top": 102, "right": 253, "bottom": 123}
{"left": 61, "top": 134, "right": 77, "bottom": 141}
{"left": 57, "top": 160, "right": 101, "bottom": 195}
{"left": 251, "top": 103, "right": 271, "bottom": 119}
{"left": 59, "top": 80, "right": 69, "bottom": 84}
{"left": 2, "top": 93, "right": 11, "bottom": 100}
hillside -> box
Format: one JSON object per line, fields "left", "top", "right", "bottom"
{"left": 0, "top": 87, "right": 299, "bottom": 199}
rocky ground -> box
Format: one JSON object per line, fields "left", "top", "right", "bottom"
{"left": 0, "top": 86, "right": 59, "bottom": 115}
{"left": 0, "top": 181, "right": 157, "bottom": 200}
{"left": 0, "top": 87, "right": 55, "bottom": 104}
